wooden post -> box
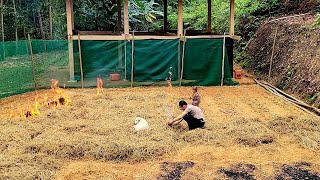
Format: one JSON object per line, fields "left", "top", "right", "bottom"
{"left": 78, "top": 34, "right": 84, "bottom": 88}
{"left": 163, "top": 0, "right": 167, "bottom": 31}
{"left": 221, "top": 33, "right": 226, "bottom": 86}
{"left": 268, "top": 27, "right": 278, "bottom": 80}
{"left": 66, "top": 0, "right": 75, "bottom": 81}
{"left": 117, "top": 0, "right": 121, "bottom": 33}
{"left": 49, "top": 5, "right": 53, "bottom": 39}
{"left": 179, "top": 30, "right": 186, "bottom": 86}
{"left": 71, "top": 0, "right": 74, "bottom": 30}
{"left": 1, "top": 0, "right": 5, "bottom": 60}
{"left": 229, "top": 0, "right": 235, "bottom": 35}
{"left": 124, "top": 0, "right": 129, "bottom": 35}
{"left": 207, "top": 0, "right": 212, "bottom": 32}
{"left": 131, "top": 31, "right": 134, "bottom": 88}
{"left": 28, "top": 34, "right": 37, "bottom": 90}
{"left": 124, "top": 38, "right": 127, "bottom": 80}
{"left": 177, "top": 0, "right": 183, "bottom": 36}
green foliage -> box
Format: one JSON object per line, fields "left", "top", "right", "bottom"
{"left": 0, "top": 0, "right": 318, "bottom": 40}
{"left": 129, "top": 0, "right": 163, "bottom": 31}
{"left": 311, "top": 14, "right": 320, "bottom": 29}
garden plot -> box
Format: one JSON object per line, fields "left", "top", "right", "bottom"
{"left": 0, "top": 85, "right": 319, "bottom": 179}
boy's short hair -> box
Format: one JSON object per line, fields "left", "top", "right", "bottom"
{"left": 192, "top": 86, "right": 198, "bottom": 91}
{"left": 179, "top": 100, "right": 188, "bottom": 107}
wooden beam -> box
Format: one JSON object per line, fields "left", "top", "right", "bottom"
{"left": 66, "top": 0, "right": 75, "bottom": 81}
{"left": 177, "top": 0, "right": 183, "bottom": 36}
{"left": 229, "top": 0, "right": 235, "bottom": 35}
{"left": 124, "top": 0, "right": 129, "bottom": 35}
{"left": 208, "top": 0, "right": 212, "bottom": 32}
{"left": 117, "top": 0, "right": 121, "bottom": 33}
{"left": 72, "top": 35, "right": 241, "bottom": 41}
{"left": 163, "top": 0, "right": 167, "bottom": 31}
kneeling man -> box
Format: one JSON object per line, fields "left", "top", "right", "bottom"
{"left": 168, "top": 100, "right": 205, "bottom": 130}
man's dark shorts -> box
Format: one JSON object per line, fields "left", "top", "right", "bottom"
{"left": 183, "top": 113, "right": 205, "bottom": 130}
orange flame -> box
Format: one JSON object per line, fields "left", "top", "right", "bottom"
{"left": 97, "top": 76, "right": 104, "bottom": 95}
{"left": 51, "top": 79, "right": 62, "bottom": 94}
{"left": 31, "top": 97, "right": 40, "bottom": 116}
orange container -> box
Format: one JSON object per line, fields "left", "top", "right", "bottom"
{"left": 233, "top": 70, "right": 242, "bottom": 79}
{"left": 110, "top": 73, "right": 121, "bottom": 81}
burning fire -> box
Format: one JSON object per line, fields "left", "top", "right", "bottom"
{"left": 9, "top": 79, "right": 72, "bottom": 119}
{"left": 97, "top": 76, "right": 104, "bottom": 95}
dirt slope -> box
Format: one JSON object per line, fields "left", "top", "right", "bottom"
{"left": 241, "top": 14, "right": 320, "bottom": 108}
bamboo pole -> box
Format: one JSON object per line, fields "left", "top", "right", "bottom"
{"left": 78, "top": 34, "right": 84, "bottom": 88}
{"left": 179, "top": 30, "right": 187, "bottom": 86}
{"left": 268, "top": 26, "right": 278, "bottom": 80}
{"left": 178, "top": 39, "right": 181, "bottom": 80}
{"left": 124, "top": 37, "right": 127, "bottom": 80}
{"left": 28, "top": 34, "right": 37, "bottom": 90}
{"left": 1, "top": 0, "right": 5, "bottom": 60}
{"left": 131, "top": 31, "right": 134, "bottom": 88}
{"left": 221, "top": 33, "right": 226, "bottom": 86}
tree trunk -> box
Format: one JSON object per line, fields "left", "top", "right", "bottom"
{"left": 1, "top": 0, "right": 5, "bottom": 59}
{"left": 49, "top": 5, "right": 53, "bottom": 39}
{"left": 13, "top": 0, "right": 18, "bottom": 55}
{"left": 38, "top": 11, "right": 45, "bottom": 39}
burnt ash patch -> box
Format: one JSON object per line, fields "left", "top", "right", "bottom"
{"left": 219, "top": 163, "right": 256, "bottom": 180}
{"left": 275, "top": 163, "right": 320, "bottom": 180}
{"left": 158, "top": 161, "right": 195, "bottom": 180}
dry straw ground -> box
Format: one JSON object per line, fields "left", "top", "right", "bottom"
{"left": 0, "top": 85, "right": 319, "bottom": 179}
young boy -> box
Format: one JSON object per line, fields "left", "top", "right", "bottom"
{"left": 190, "top": 86, "right": 200, "bottom": 106}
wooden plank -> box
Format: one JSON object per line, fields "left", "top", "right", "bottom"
{"left": 177, "top": 0, "right": 183, "bottom": 36}
{"left": 66, "top": 0, "right": 75, "bottom": 81}
{"left": 72, "top": 35, "right": 241, "bottom": 40}
{"left": 78, "top": 34, "right": 84, "bottom": 88}
{"left": 78, "top": 31, "right": 115, "bottom": 35}
{"left": 163, "top": 0, "right": 167, "bottom": 31}
{"left": 72, "top": 35, "right": 178, "bottom": 40}
{"left": 207, "top": 0, "right": 212, "bottom": 32}
{"left": 124, "top": 0, "right": 129, "bottom": 35}
{"left": 117, "top": 0, "right": 121, "bottom": 33}
{"left": 229, "top": 0, "right": 235, "bottom": 35}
